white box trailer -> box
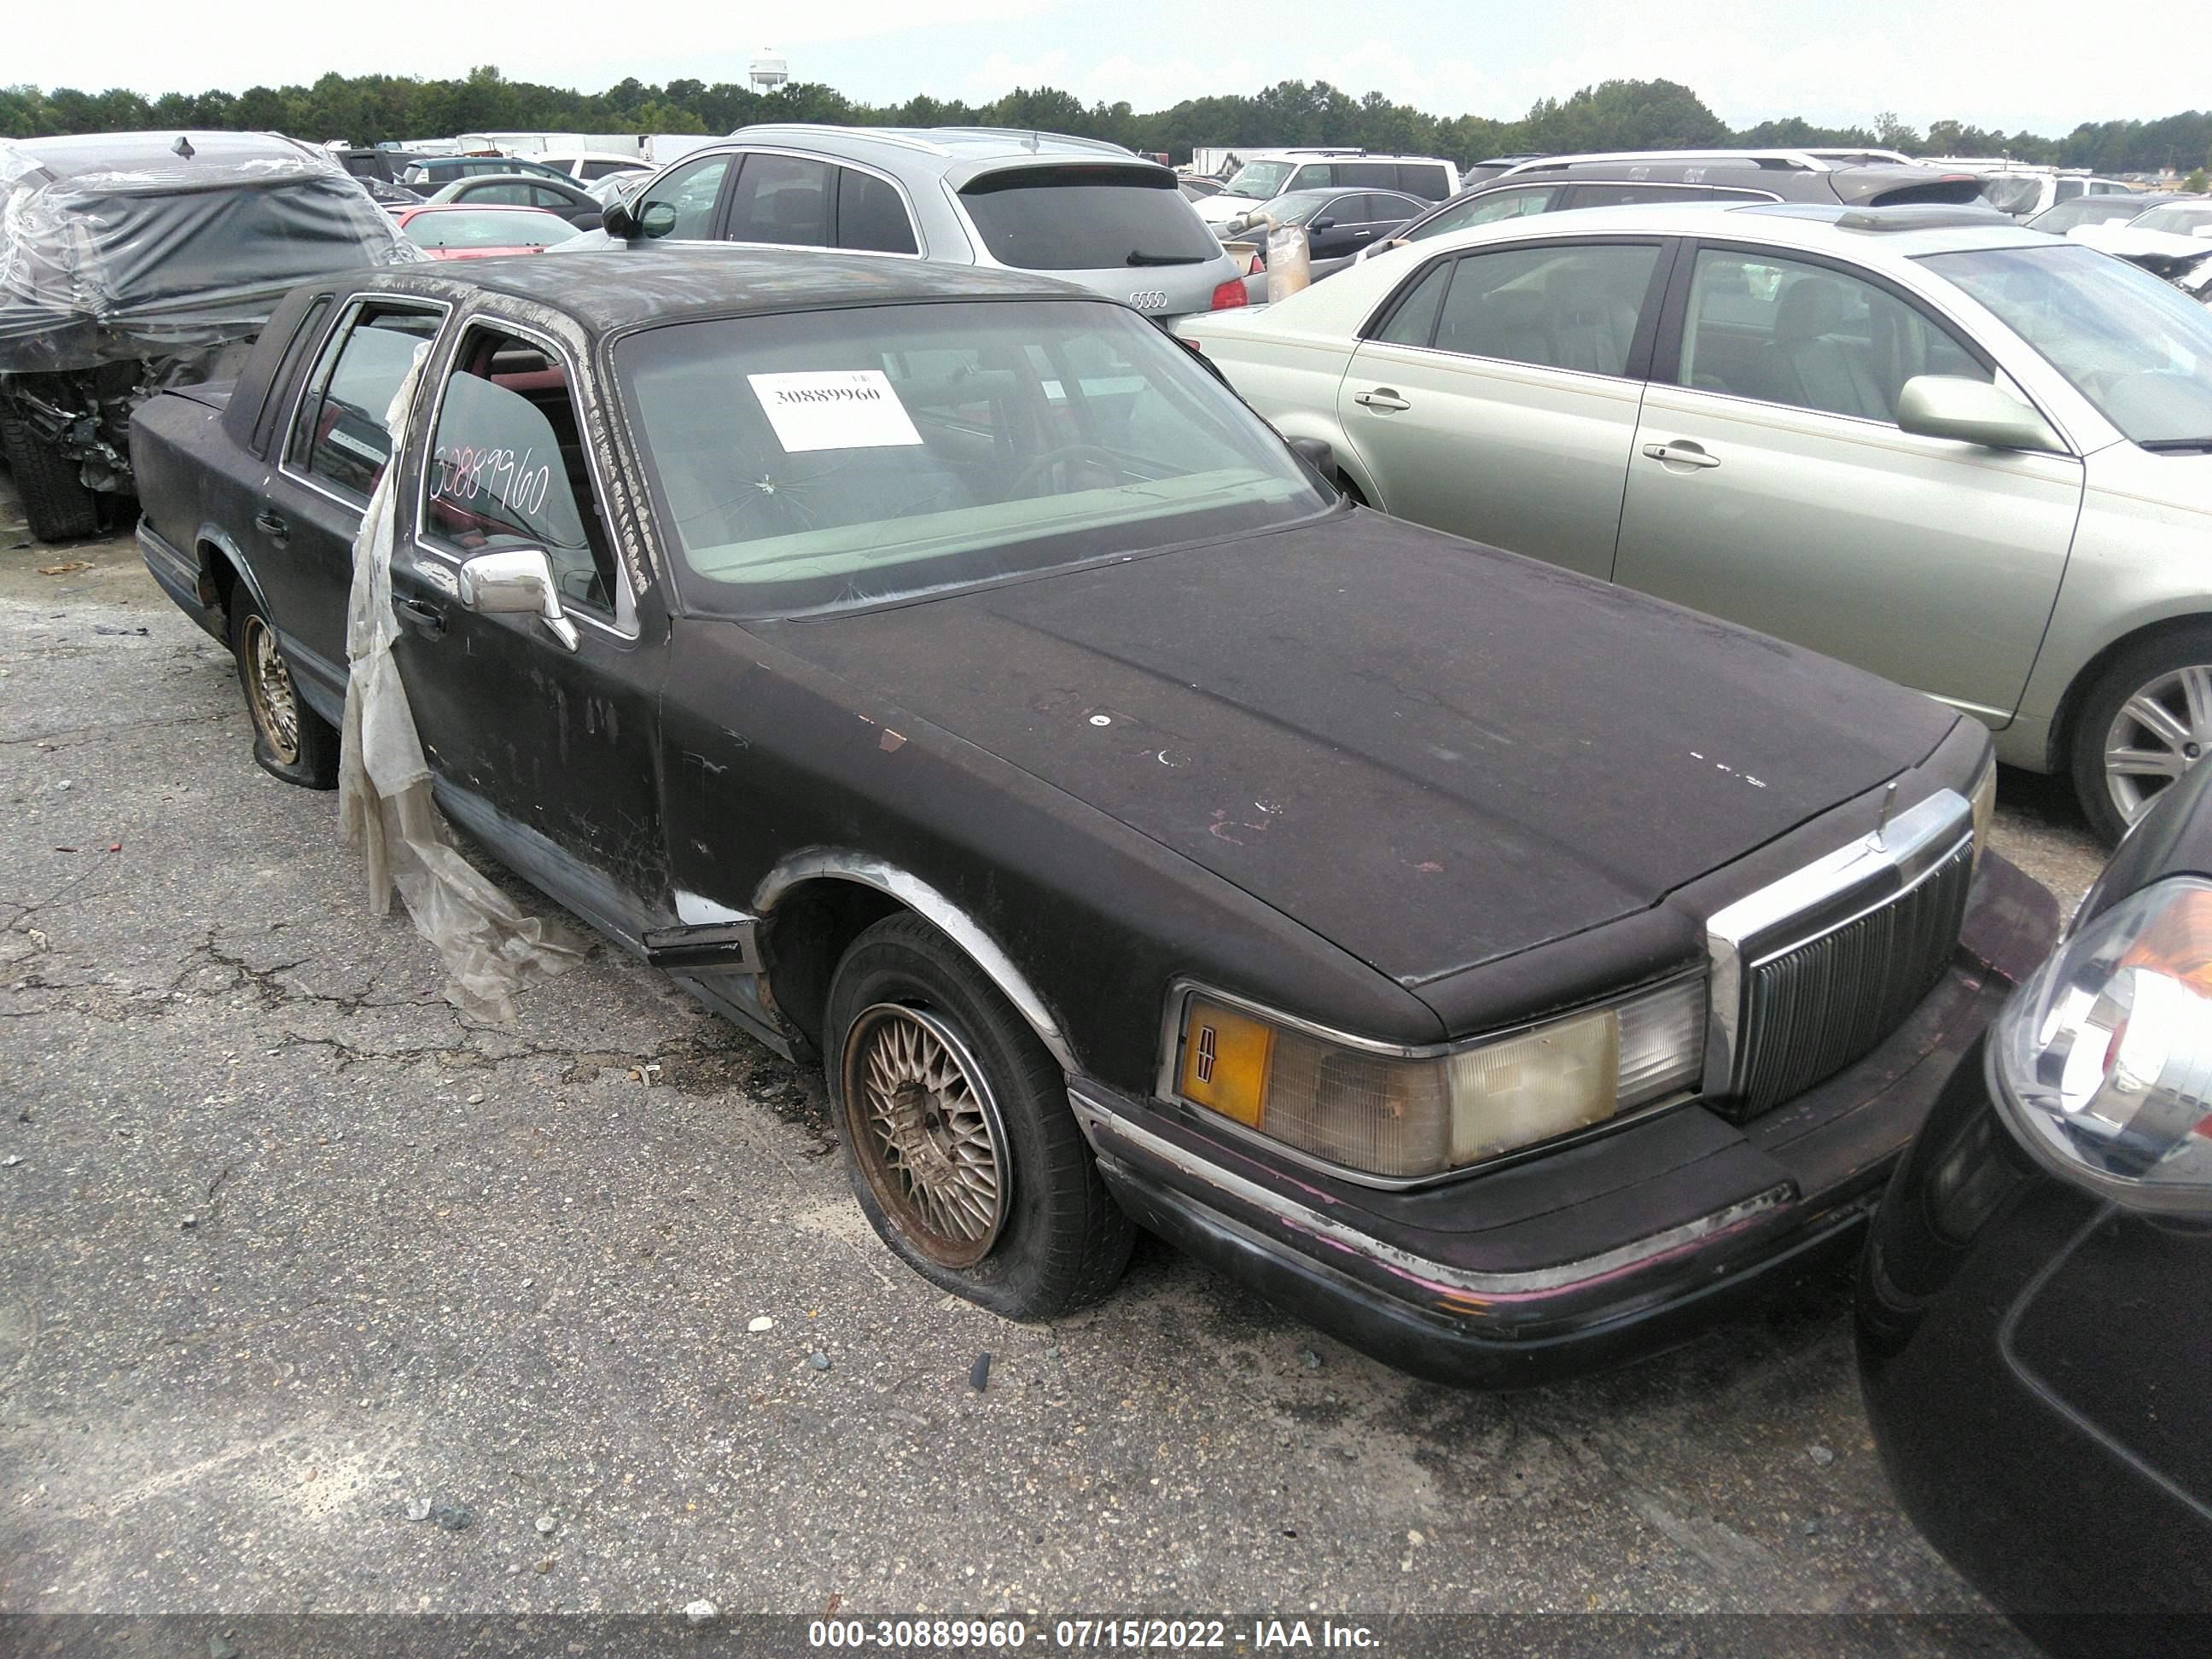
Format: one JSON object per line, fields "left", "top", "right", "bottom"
{"left": 1186, "top": 145, "right": 1359, "bottom": 178}
{"left": 457, "top": 131, "right": 649, "bottom": 159}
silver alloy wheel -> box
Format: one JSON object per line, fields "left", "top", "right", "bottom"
{"left": 841, "top": 1003, "right": 1011, "bottom": 1268}
{"left": 2104, "top": 663, "right": 2212, "bottom": 826}
{"left": 242, "top": 613, "right": 301, "bottom": 765}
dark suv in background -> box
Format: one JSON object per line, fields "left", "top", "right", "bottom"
{"left": 1256, "top": 148, "right": 1994, "bottom": 297}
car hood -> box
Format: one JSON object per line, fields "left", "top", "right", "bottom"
{"left": 764, "top": 513, "right": 1958, "bottom": 987}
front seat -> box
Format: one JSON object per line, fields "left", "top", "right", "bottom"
{"left": 1545, "top": 263, "right": 1639, "bottom": 375}
{"left": 1760, "top": 276, "right": 1889, "bottom": 420}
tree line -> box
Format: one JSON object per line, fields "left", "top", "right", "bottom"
{"left": 4, "top": 67, "right": 2209, "bottom": 178}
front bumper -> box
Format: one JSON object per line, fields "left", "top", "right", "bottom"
{"left": 1074, "top": 852, "right": 2059, "bottom": 1388}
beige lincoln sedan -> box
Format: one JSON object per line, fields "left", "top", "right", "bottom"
{"left": 1176, "top": 201, "right": 2212, "bottom": 841}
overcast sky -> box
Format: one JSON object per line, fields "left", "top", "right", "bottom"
{"left": 15, "top": 1, "right": 2203, "bottom": 137}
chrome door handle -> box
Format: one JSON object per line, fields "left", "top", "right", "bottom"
{"left": 393, "top": 595, "right": 446, "bottom": 638}
{"left": 1355, "top": 389, "right": 1411, "bottom": 411}
{"left": 1642, "top": 440, "right": 1720, "bottom": 469}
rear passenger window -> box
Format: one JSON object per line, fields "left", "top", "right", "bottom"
{"left": 836, "top": 168, "right": 917, "bottom": 254}
{"left": 288, "top": 303, "right": 442, "bottom": 500}
{"left": 1372, "top": 260, "right": 1452, "bottom": 348}
{"left": 422, "top": 325, "right": 620, "bottom": 615}
{"left": 726, "top": 154, "right": 833, "bottom": 247}
{"left": 1395, "top": 165, "right": 1451, "bottom": 200}
{"left": 1337, "top": 163, "right": 1399, "bottom": 189}
{"left": 1674, "top": 248, "right": 1983, "bottom": 422}
{"left": 467, "top": 182, "right": 533, "bottom": 207}
{"left": 1431, "top": 243, "right": 1661, "bottom": 377}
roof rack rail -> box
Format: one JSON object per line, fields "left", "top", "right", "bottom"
{"left": 1831, "top": 203, "right": 2015, "bottom": 232}
{"left": 1497, "top": 148, "right": 1848, "bottom": 178}
{"left": 726, "top": 124, "right": 954, "bottom": 156}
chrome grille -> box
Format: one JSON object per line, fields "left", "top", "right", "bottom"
{"left": 1725, "top": 839, "right": 1975, "bottom": 1121}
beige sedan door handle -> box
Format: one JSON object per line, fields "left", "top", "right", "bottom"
{"left": 1642, "top": 439, "right": 1720, "bottom": 469}
{"left": 1355, "top": 388, "right": 1412, "bottom": 412}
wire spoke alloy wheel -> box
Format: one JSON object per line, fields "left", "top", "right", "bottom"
{"left": 242, "top": 614, "right": 300, "bottom": 765}
{"left": 2105, "top": 664, "right": 2212, "bottom": 827}
{"left": 841, "top": 1003, "right": 1012, "bottom": 1269}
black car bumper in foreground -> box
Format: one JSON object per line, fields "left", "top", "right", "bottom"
{"left": 1074, "top": 853, "right": 2058, "bottom": 1389}
{"left": 1859, "top": 1034, "right": 2212, "bottom": 1655}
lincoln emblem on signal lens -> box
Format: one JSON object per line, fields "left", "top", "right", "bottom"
{"left": 1195, "top": 1023, "right": 1218, "bottom": 1083}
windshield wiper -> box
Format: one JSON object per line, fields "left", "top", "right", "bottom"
{"left": 2139, "top": 438, "right": 2212, "bottom": 452}
{"left": 1126, "top": 250, "right": 1205, "bottom": 266}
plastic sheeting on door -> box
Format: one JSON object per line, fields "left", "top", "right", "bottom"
{"left": 337, "top": 345, "right": 587, "bottom": 1024}
{"left": 1265, "top": 224, "right": 1312, "bottom": 304}
{"left": 0, "top": 135, "right": 419, "bottom": 374}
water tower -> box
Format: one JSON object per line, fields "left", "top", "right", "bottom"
{"left": 749, "top": 49, "right": 789, "bottom": 94}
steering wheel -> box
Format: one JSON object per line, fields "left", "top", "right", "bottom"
{"left": 1007, "top": 444, "right": 1123, "bottom": 498}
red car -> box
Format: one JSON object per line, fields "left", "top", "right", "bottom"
{"left": 393, "top": 204, "right": 578, "bottom": 260}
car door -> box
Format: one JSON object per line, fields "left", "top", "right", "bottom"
{"left": 1336, "top": 236, "right": 1672, "bottom": 579}
{"left": 387, "top": 315, "right": 669, "bottom": 928}
{"left": 1612, "top": 241, "right": 2084, "bottom": 723}
{"left": 259, "top": 296, "right": 450, "bottom": 707}
{"left": 1305, "top": 194, "right": 1376, "bottom": 260}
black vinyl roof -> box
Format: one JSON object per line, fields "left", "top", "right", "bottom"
{"left": 350, "top": 246, "right": 1088, "bottom": 333}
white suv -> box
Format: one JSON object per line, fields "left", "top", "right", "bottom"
{"left": 1194, "top": 154, "right": 1462, "bottom": 225}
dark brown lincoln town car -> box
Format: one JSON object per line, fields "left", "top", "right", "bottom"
{"left": 129, "top": 247, "right": 2058, "bottom": 1386}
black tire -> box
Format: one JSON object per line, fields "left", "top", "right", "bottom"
{"left": 230, "top": 591, "right": 340, "bottom": 789}
{"left": 2069, "top": 622, "right": 2212, "bottom": 844}
{"left": 824, "top": 913, "right": 1133, "bottom": 1319}
{"left": 0, "top": 413, "right": 99, "bottom": 543}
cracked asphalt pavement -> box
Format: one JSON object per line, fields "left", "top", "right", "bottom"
{"left": 0, "top": 474, "right": 2102, "bottom": 1632}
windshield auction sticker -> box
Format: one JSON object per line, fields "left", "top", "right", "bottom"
{"left": 748, "top": 370, "right": 923, "bottom": 452}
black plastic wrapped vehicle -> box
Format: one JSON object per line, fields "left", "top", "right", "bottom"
{"left": 0, "top": 129, "right": 418, "bottom": 541}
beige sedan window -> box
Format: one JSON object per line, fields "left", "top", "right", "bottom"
{"left": 1677, "top": 249, "right": 1981, "bottom": 422}
{"left": 1427, "top": 244, "right": 1660, "bottom": 376}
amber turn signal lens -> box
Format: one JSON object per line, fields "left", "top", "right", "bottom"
{"left": 1177, "top": 998, "right": 1275, "bottom": 1126}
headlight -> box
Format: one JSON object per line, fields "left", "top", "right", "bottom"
{"left": 1167, "top": 979, "right": 1706, "bottom": 1182}
{"left": 1967, "top": 744, "right": 1997, "bottom": 868}
{"left": 1989, "top": 876, "right": 2212, "bottom": 1215}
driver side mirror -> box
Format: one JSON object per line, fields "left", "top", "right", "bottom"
{"left": 1311, "top": 217, "right": 1336, "bottom": 231}
{"left": 1286, "top": 434, "right": 1336, "bottom": 484}
{"left": 457, "top": 548, "right": 579, "bottom": 651}
{"left": 602, "top": 197, "right": 677, "bottom": 242}
{"left": 1895, "top": 375, "right": 2064, "bottom": 454}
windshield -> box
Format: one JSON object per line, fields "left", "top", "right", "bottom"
{"left": 2026, "top": 196, "right": 2149, "bottom": 234}
{"left": 2133, "top": 205, "right": 2212, "bottom": 236}
{"left": 405, "top": 210, "right": 575, "bottom": 248}
{"left": 1221, "top": 160, "right": 1295, "bottom": 200}
{"left": 959, "top": 167, "right": 1219, "bottom": 271}
{"left": 620, "top": 299, "right": 1327, "bottom": 616}
{"left": 1924, "top": 243, "right": 2212, "bottom": 446}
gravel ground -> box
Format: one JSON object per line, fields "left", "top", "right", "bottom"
{"left": 0, "top": 479, "right": 2098, "bottom": 1635}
